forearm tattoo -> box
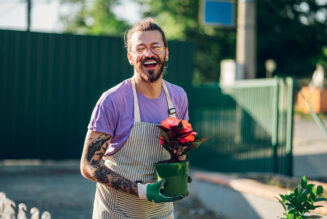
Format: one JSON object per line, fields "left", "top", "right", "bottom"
{"left": 86, "top": 134, "right": 138, "bottom": 196}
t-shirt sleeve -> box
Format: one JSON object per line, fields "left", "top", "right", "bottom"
{"left": 87, "top": 93, "right": 117, "bottom": 137}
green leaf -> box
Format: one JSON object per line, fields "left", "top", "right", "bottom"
{"left": 189, "top": 141, "right": 202, "bottom": 150}
{"left": 303, "top": 188, "right": 312, "bottom": 196}
{"left": 279, "top": 194, "right": 286, "bottom": 201}
{"left": 313, "top": 205, "right": 323, "bottom": 208}
{"left": 287, "top": 213, "right": 295, "bottom": 219}
{"left": 182, "top": 148, "right": 192, "bottom": 155}
{"left": 311, "top": 186, "right": 317, "bottom": 196}
{"left": 194, "top": 134, "right": 209, "bottom": 142}
{"left": 317, "top": 185, "right": 324, "bottom": 195}
{"left": 302, "top": 176, "right": 308, "bottom": 187}
{"left": 294, "top": 188, "right": 299, "bottom": 196}
{"left": 178, "top": 121, "right": 183, "bottom": 132}
{"left": 306, "top": 204, "right": 316, "bottom": 210}
{"left": 162, "top": 142, "right": 170, "bottom": 153}
{"left": 159, "top": 129, "right": 170, "bottom": 142}
{"left": 315, "top": 197, "right": 327, "bottom": 202}
{"left": 303, "top": 215, "right": 322, "bottom": 218}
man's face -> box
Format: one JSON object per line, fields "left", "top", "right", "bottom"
{"left": 128, "top": 30, "right": 168, "bottom": 83}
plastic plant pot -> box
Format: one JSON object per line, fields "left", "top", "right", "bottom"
{"left": 155, "top": 160, "right": 189, "bottom": 196}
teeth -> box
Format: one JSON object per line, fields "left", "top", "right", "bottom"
{"left": 144, "top": 61, "right": 157, "bottom": 65}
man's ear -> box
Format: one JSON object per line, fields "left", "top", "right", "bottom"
{"left": 165, "top": 47, "right": 169, "bottom": 62}
{"left": 127, "top": 52, "right": 134, "bottom": 65}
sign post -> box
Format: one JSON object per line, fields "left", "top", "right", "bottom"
{"left": 202, "top": 0, "right": 256, "bottom": 79}
{"left": 201, "top": 0, "right": 235, "bottom": 27}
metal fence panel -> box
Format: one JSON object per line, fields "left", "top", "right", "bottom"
{"left": 186, "top": 78, "right": 294, "bottom": 175}
{"left": 0, "top": 30, "right": 193, "bottom": 159}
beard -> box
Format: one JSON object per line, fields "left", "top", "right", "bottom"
{"left": 135, "top": 55, "right": 166, "bottom": 83}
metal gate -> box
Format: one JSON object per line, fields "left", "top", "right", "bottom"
{"left": 187, "top": 78, "right": 294, "bottom": 175}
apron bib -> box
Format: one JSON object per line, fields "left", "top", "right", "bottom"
{"left": 92, "top": 78, "right": 176, "bottom": 219}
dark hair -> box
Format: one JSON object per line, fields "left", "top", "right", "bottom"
{"left": 124, "top": 18, "right": 167, "bottom": 51}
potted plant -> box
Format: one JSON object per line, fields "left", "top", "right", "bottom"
{"left": 277, "top": 176, "right": 327, "bottom": 219}
{"left": 155, "top": 117, "right": 207, "bottom": 197}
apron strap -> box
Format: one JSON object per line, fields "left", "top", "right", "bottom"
{"left": 162, "top": 81, "right": 176, "bottom": 118}
{"left": 130, "top": 78, "right": 177, "bottom": 122}
{"left": 131, "top": 78, "right": 141, "bottom": 122}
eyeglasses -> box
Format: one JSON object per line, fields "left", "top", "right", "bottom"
{"left": 132, "top": 45, "right": 165, "bottom": 55}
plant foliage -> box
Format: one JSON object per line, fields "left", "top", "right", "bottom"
{"left": 158, "top": 117, "right": 207, "bottom": 162}
{"left": 277, "top": 176, "right": 327, "bottom": 219}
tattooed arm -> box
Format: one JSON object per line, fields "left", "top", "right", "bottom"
{"left": 80, "top": 130, "right": 138, "bottom": 196}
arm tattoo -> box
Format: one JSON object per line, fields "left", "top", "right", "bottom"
{"left": 86, "top": 134, "right": 138, "bottom": 196}
{"left": 86, "top": 135, "right": 111, "bottom": 162}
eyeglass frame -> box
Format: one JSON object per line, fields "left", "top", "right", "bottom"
{"left": 131, "top": 45, "right": 166, "bottom": 56}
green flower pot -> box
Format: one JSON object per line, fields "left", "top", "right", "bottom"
{"left": 155, "top": 160, "right": 189, "bottom": 197}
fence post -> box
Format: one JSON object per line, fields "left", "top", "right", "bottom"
{"left": 285, "top": 77, "right": 294, "bottom": 176}
{"left": 271, "top": 78, "right": 279, "bottom": 173}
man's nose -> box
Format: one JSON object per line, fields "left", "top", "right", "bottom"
{"left": 144, "top": 48, "right": 154, "bottom": 56}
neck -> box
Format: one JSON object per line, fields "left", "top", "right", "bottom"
{"left": 133, "top": 74, "right": 162, "bottom": 99}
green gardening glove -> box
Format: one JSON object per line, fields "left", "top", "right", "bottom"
{"left": 137, "top": 179, "right": 185, "bottom": 203}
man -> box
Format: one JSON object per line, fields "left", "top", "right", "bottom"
{"left": 80, "top": 18, "right": 189, "bottom": 218}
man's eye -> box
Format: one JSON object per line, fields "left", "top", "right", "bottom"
{"left": 136, "top": 47, "right": 145, "bottom": 53}
{"left": 153, "top": 46, "right": 163, "bottom": 51}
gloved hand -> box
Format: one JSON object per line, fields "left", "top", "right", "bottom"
{"left": 137, "top": 179, "right": 185, "bottom": 203}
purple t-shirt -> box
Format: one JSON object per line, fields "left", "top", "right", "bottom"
{"left": 88, "top": 79, "right": 189, "bottom": 155}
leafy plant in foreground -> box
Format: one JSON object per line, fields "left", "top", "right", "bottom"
{"left": 277, "top": 176, "right": 327, "bottom": 219}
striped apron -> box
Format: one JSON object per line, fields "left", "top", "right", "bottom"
{"left": 92, "top": 78, "right": 176, "bottom": 219}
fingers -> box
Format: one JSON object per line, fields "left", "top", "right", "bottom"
{"left": 150, "top": 179, "right": 188, "bottom": 203}
{"left": 171, "top": 195, "right": 184, "bottom": 201}
{"left": 158, "top": 179, "right": 166, "bottom": 189}
{"left": 159, "top": 193, "right": 185, "bottom": 202}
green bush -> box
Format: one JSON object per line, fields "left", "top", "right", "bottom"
{"left": 278, "top": 176, "right": 327, "bottom": 219}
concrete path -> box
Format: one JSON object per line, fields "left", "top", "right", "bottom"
{"left": 0, "top": 161, "right": 221, "bottom": 219}
{"left": 293, "top": 118, "right": 327, "bottom": 177}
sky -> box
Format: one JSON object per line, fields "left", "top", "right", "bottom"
{"left": 0, "top": 0, "right": 141, "bottom": 32}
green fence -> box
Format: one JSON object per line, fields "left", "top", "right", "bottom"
{"left": 0, "top": 30, "right": 193, "bottom": 159}
{"left": 0, "top": 30, "right": 293, "bottom": 175}
{"left": 186, "top": 78, "right": 294, "bottom": 175}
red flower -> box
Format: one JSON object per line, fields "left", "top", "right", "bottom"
{"left": 158, "top": 117, "right": 207, "bottom": 162}
{"left": 178, "top": 134, "right": 195, "bottom": 143}
{"left": 161, "top": 117, "right": 180, "bottom": 129}
{"left": 181, "top": 120, "right": 193, "bottom": 133}
{"left": 160, "top": 136, "right": 165, "bottom": 145}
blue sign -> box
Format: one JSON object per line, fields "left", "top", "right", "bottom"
{"left": 202, "top": 0, "right": 235, "bottom": 27}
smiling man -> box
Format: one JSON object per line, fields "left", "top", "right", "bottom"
{"left": 80, "top": 18, "right": 189, "bottom": 218}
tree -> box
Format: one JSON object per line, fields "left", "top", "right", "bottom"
{"left": 257, "top": 0, "right": 327, "bottom": 78}
{"left": 59, "top": 0, "right": 130, "bottom": 36}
